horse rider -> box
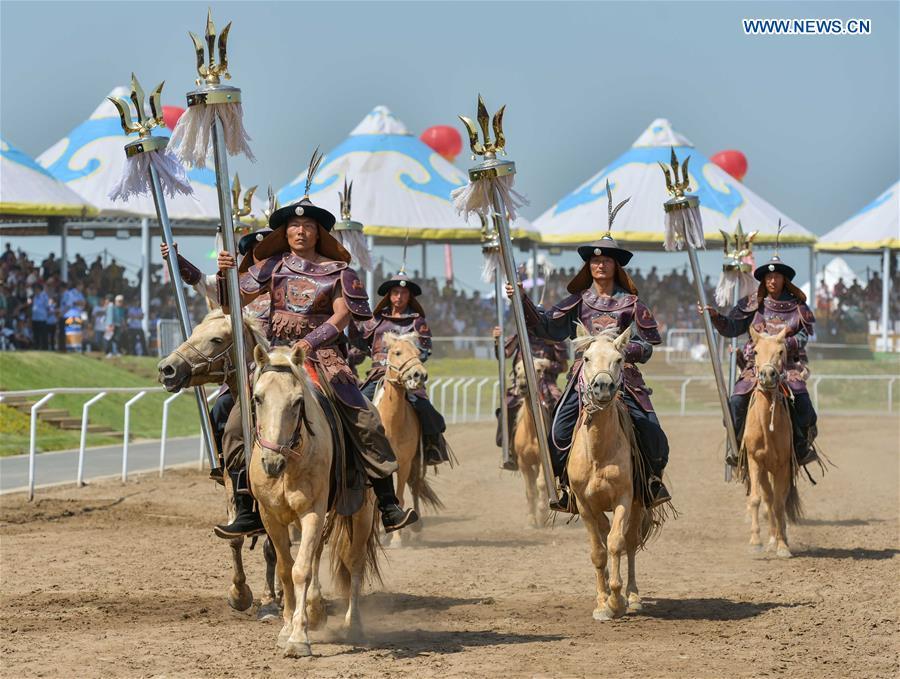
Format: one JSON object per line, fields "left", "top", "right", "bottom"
{"left": 506, "top": 233, "right": 671, "bottom": 512}
{"left": 492, "top": 325, "right": 568, "bottom": 471}
{"left": 214, "top": 190, "right": 418, "bottom": 539}
{"left": 160, "top": 230, "right": 271, "bottom": 480}
{"left": 699, "top": 253, "right": 819, "bottom": 468}
{"left": 358, "top": 270, "right": 451, "bottom": 466}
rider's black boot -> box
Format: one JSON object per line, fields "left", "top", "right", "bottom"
{"left": 549, "top": 475, "right": 577, "bottom": 514}
{"left": 423, "top": 434, "right": 447, "bottom": 466}
{"left": 372, "top": 475, "right": 418, "bottom": 533}
{"left": 214, "top": 469, "right": 266, "bottom": 539}
{"left": 794, "top": 424, "right": 819, "bottom": 466}
{"left": 647, "top": 475, "right": 672, "bottom": 508}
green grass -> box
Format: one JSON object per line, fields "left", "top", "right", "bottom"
{"left": 0, "top": 352, "right": 207, "bottom": 456}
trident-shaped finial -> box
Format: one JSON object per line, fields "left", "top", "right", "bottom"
{"left": 605, "top": 179, "right": 630, "bottom": 235}
{"left": 338, "top": 178, "right": 353, "bottom": 221}
{"left": 108, "top": 74, "right": 164, "bottom": 138}
{"left": 659, "top": 147, "right": 692, "bottom": 199}
{"left": 459, "top": 95, "right": 507, "bottom": 160}
{"left": 230, "top": 173, "right": 257, "bottom": 231}
{"left": 263, "top": 185, "right": 279, "bottom": 222}
{"left": 719, "top": 221, "right": 758, "bottom": 263}
{"left": 190, "top": 9, "right": 232, "bottom": 86}
{"left": 303, "top": 147, "right": 324, "bottom": 200}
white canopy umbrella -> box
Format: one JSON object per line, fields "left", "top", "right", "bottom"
{"left": 533, "top": 118, "right": 816, "bottom": 249}
{"left": 816, "top": 181, "right": 899, "bottom": 350}
{"left": 36, "top": 87, "right": 266, "bottom": 224}
{"left": 277, "top": 105, "right": 537, "bottom": 243}
{"left": 0, "top": 136, "right": 96, "bottom": 218}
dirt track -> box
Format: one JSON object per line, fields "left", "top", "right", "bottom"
{"left": 2, "top": 415, "right": 898, "bottom": 678}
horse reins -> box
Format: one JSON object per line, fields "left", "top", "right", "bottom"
{"left": 580, "top": 368, "right": 623, "bottom": 414}
{"left": 755, "top": 360, "right": 791, "bottom": 432}
{"left": 173, "top": 339, "right": 235, "bottom": 383}
{"left": 385, "top": 352, "right": 422, "bottom": 385}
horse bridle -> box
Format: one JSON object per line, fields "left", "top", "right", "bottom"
{"left": 385, "top": 352, "right": 423, "bottom": 386}
{"left": 253, "top": 364, "right": 315, "bottom": 460}
{"left": 580, "top": 367, "right": 623, "bottom": 414}
{"left": 173, "top": 338, "right": 235, "bottom": 384}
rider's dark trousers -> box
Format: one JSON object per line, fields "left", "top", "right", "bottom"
{"left": 550, "top": 386, "right": 669, "bottom": 479}
{"left": 730, "top": 390, "right": 817, "bottom": 454}
{"left": 210, "top": 390, "right": 234, "bottom": 459}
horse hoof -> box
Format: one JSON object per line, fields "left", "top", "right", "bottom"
{"left": 592, "top": 607, "right": 614, "bottom": 622}
{"left": 627, "top": 595, "right": 643, "bottom": 612}
{"left": 748, "top": 543, "right": 763, "bottom": 554}
{"left": 228, "top": 585, "right": 253, "bottom": 612}
{"left": 276, "top": 626, "right": 292, "bottom": 648}
{"left": 343, "top": 622, "right": 365, "bottom": 645}
{"left": 306, "top": 599, "right": 328, "bottom": 631}
{"left": 776, "top": 546, "right": 793, "bottom": 559}
{"left": 283, "top": 640, "right": 312, "bottom": 658}
{"left": 257, "top": 602, "right": 281, "bottom": 622}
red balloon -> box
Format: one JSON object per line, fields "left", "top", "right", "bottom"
{"left": 420, "top": 125, "right": 463, "bottom": 162}
{"left": 710, "top": 149, "right": 748, "bottom": 182}
{"left": 162, "top": 105, "right": 186, "bottom": 131}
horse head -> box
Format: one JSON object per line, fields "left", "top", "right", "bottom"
{"left": 252, "top": 344, "right": 315, "bottom": 478}
{"left": 514, "top": 357, "right": 551, "bottom": 394}
{"left": 382, "top": 331, "right": 427, "bottom": 391}
{"left": 573, "top": 323, "right": 631, "bottom": 412}
{"left": 750, "top": 326, "right": 788, "bottom": 391}
{"left": 157, "top": 309, "right": 267, "bottom": 392}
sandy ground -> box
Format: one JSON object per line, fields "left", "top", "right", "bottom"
{"left": 1, "top": 415, "right": 898, "bottom": 678}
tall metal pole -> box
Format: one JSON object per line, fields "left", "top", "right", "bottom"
{"left": 210, "top": 118, "right": 253, "bottom": 470}
{"left": 687, "top": 244, "right": 740, "bottom": 460}
{"left": 809, "top": 245, "right": 817, "bottom": 317}
{"left": 882, "top": 247, "right": 891, "bottom": 352}
{"left": 494, "top": 261, "right": 510, "bottom": 468}
{"left": 140, "top": 217, "right": 151, "bottom": 338}
{"left": 60, "top": 225, "right": 68, "bottom": 283}
{"left": 147, "top": 163, "right": 218, "bottom": 469}
{"left": 366, "top": 235, "right": 376, "bottom": 309}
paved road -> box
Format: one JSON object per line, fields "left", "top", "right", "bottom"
{"left": 0, "top": 436, "right": 207, "bottom": 494}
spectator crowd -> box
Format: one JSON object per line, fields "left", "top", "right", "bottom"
{"left": 1, "top": 243, "right": 896, "bottom": 353}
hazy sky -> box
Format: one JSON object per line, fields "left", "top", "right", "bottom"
{"left": 2, "top": 0, "right": 897, "bottom": 289}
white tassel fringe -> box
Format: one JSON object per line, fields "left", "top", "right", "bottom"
{"left": 481, "top": 249, "right": 500, "bottom": 284}
{"left": 108, "top": 149, "right": 193, "bottom": 202}
{"left": 451, "top": 174, "right": 528, "bottom": 222}
{"left": 663, "top": 204, "right": 705, "bottom": 252}
{"left": 335, "top": 230, "right": 373, "bottom": 272}
{"left": 168, "top": 102, "right": 255, "bottom": 169}
{"left": 715, "top": 270, "right": 757, "bottom": 307}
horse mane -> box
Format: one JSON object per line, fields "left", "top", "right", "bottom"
{"left": 383, "top": 331, "right": 419, "bottom": 347}
{"left": 256, "top": 346, "right": 313, "bottom": 391}
{"left": 202, "top": 307, "right": 270, "bottom": 351}
{"left": 572, "top": 323, "right": 620, "bottom": 353}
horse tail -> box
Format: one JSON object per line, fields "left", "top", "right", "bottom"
{"left": 326, "top": 501, "right": 383, "bottom": 599}
{"left": 409, "top": 451, "right": 444, "bottom": 512}
{"left": 785, "top": 465, "right": 804, "bottom": 524}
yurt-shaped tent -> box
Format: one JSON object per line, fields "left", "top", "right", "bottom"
{"left": 277, "top": 106, "right": 537, "bottom": 243}
{"left": 533, "top": 118, "right": 816, "bottom": 249}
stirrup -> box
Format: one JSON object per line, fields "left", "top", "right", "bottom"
{"left": 549, "top": 488, "right": 577, "bottom": 514}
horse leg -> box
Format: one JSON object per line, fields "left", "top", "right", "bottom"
{"left": 384, "top": 459, "right": 411, "bottom": 549}
{"left": 535, "top": 461, "right": 549, "bottom": 527}
{"left": 758, "top": 470, "right": 778, "bottom": 553}
{"left": 257, "top": 536, "right": 282, "bottom": 621}
{"left": 747, "top": 455, "right": 764, "bottom": 552}
{"left": 624, "top": 502, "right": 642, "bottom": 612}
{"left": 265, "top": 519, "right": 295, "bottom": 649}
{"left": 605, "top": 500, "right": 629, "bottom": 619}
{"left": 227, "top": 537, "right": 253, "bottom": 611}
{"left": 343, "top": 500, "right": 375, "bottom": 642}
{"left": 283, "top": 510, "right": 324, "bottom": 658}
{"left": 306, "top": 534, "right": 328, "bottom": 631}
{"left": 771, "top": 464, "right": 793, "bottom": 558}
{"left": 522, "top": 463, "right": 539, "bottom": 529}
{"left": 580, "top": 509, "right": 612, "bottom": 621}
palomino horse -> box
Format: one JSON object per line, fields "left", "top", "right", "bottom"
{"left": 157, "top": 309, "right": 281, "bottom": 619}
{"left": 740, "top": 327, "right": 802, "bottom": 558}
{"left": 252, "top": 345, "right": 380, "bottom": 656}
{"left": 569, "top": 325, "right": 661, "bottom": 621}
{"left": 512, "top": 357, "right": 552, "bottom": 528}
{"left": 374, "top": 331, "right": 441, "bottom": 546}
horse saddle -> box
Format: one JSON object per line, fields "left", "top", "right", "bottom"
{"left": 312, "top": 389, "right": 366, "bottom": 517}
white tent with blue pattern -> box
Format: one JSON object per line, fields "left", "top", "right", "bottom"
{"left": 816, "top": 181, "right": 899, "bottom": 253}
{"left": 533, "top": 118, "right": 816, "bottom": 249}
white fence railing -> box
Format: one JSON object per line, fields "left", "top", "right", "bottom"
{"left": 3, "top": 373, "right": 897, "bottom": 499}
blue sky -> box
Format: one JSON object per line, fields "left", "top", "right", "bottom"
{"left": 1, "top": 1, "right": 897, "bottom": 290}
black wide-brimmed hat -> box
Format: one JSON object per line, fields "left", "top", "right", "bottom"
{"left": 238, "top": 229, "right": 272, "bottom": 256}
{"left": 377, "top": 270, "right": 422, "bottom": 297}
{"left": 754, "top": 255, "right": 796, "bottom": 282}
{"left": 268, "top": 197, "right": 336, "bottom": 232}
{"left": 576, "top": 234, "right": 634, "bottom": 267}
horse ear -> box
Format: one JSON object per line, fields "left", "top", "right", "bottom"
{"left": 383, "top": 332, "right": 397, "bottom": 348}
{"left": 254, "top": 344, "right": 269, "bottom": 367}
{"left": 290, "top": 343, "right": 306, "bottom": 367}
{"left": 613, "top": 324, "right": 632, "bottom": 352}
{"left": 775, "top": 326, "right": 788, "bottom": 342}
{"left": 749, "top": 325, "right": 760, "bottom": 343}
{"left": 575, "top": 323, "right": 589, "bottom": 339}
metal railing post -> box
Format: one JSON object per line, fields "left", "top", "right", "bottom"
{"left": 121, "top": 391, "right": 148, "bottom": 483}
{"left": 811, "top": 376, "right": 823, "bottom": 410}
{"left": 77, "top": 392, "right": 107, "bottom": 487}
{"left": 452, "top": 379, "right": 464, "bottom": 424}
{"left": 459, "top": 377, "right": 477, "bottom": 423}
{"left": 888, "top": 377, "right": 897, "bottom": 414}
{"left": 474, "top": 377, "right": 490, "bottom": 421}
{"left": 428, "top": 378, "right": 442, "bottom": 403}
{"left": 159, "top": 392, "right": 182, "bottom": 477}
{"left": 440, "top": 379, "right": 453, "bottom": 415}
{"left": 27, "top": 392, "right": 55, "bottom": 501}
{"left": 679, "top": 378, "right": 693, "bottom": 416}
